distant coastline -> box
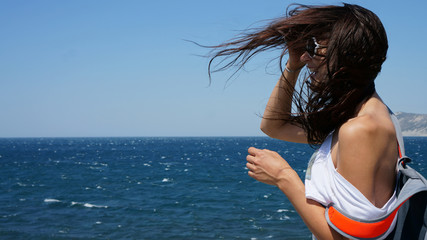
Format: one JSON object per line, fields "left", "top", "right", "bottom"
{"left": 395, "top": 112, "right": 427, "bottom": 137}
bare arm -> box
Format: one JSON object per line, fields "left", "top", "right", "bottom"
{"left": 260, "top": 54, "right": 307, "bottom": 143}
{"left": 246, "top": 147, "right": 345, "bottom": 239}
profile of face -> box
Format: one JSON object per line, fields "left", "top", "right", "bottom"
{"left": 300, "top": 37, "right": 328, "bottom": 73}
{"left": 299, "top": 37, "right": 329, "bottom": 88}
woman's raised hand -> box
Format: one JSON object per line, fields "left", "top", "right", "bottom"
{"left": 287, "top": 48, "right": 306, "bottom": 71}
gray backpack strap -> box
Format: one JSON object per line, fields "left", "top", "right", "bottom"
{"left": 385, "top": 158, "right": 427, "bottom": 240}
{"left": 396, "top": 158, "right": 427, "bottom": 202}
{"left": 386, "top": 109, "right": 427, "bottom": 240}
{"left": 388, "top": 108, "right": 405, "bottom": 157}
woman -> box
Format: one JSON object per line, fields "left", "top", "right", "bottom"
{"left": 209, "top": 3, "right": 400, "bottom": 240}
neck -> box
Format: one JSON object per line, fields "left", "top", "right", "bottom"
{"left": 357, "top": 91, "right": 386, "bottom": 116}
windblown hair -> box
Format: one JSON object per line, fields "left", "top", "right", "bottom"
{"left": 208, "top": 3, "right": 388, "bottom": 145}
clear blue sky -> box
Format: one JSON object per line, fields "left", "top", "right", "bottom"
{"left": 1, "top": 0, "right": 426, "bottom": 137}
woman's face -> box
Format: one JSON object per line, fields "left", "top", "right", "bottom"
{"left": 300, "top": 37, "right": 328, "bottom": 73}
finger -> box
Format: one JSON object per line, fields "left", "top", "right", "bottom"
{"left": 246, "top": 154, "right": 256, "bottom": 163}
{"left": 248, "top": 147, "right": 259, "bottom": 155}
{"left": 246, "top": 162, "right": 256, "bottom": 171}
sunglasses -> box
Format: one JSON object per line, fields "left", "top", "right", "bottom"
{"left": 306, "top": 37, "right": 327, "bottom": 58}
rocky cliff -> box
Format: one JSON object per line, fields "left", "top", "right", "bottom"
{"left": 395, "top": 112, "right": 427, "bottom": 137}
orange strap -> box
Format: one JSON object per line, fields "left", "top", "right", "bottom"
{"left": 327, "top": 200, "right": 406, "bottom": 239}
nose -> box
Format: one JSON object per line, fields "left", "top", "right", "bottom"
{"left": 300, "top": 51, "right": 311, "bottom": 63}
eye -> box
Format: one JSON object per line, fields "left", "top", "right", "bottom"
{"left": 306, "top": 38, "right": 315, "bottom": 56}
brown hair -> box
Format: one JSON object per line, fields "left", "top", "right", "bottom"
{"left": 208, "top": 3, "right": 388, "bottom": 145}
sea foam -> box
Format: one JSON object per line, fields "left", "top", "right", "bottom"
{"left": 71, "top": 201, "right": 108, "bottom": 208}
{"left": 44, "top": 199, "right": 61, "bottom": 203}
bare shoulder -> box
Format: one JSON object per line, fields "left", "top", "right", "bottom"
{"left": 337, "top": 112, "right": 394, "bottom": 180}
{"left": 338, "top": 113, "right": 395, "bottom": 151}
{"left": 337, "top": 112, "right": 396, "bottom": 167}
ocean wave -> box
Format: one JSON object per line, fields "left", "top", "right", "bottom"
{"left": 71, "top": 201, "right": 108, "bottom": 208}
{"left": 277, "top": 209, "right": 295, "bottom": 213}
{"left": 280, "top": 215, "right": 291, "bottom": 220}
{"left": 44, "top": 198, "right": 62, "bottom": 203}
{"left": 276, "top": 209, "right": 289, "bottom": 213}
{"left": 44, "top": 199, "right": 108, "bottom": 208}
{"left": 162, "top": 178, "right": 172, "bottom": 182}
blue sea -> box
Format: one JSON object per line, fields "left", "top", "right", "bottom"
{"left": 1, "top": 137, "right": 426, "bottom": 240}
